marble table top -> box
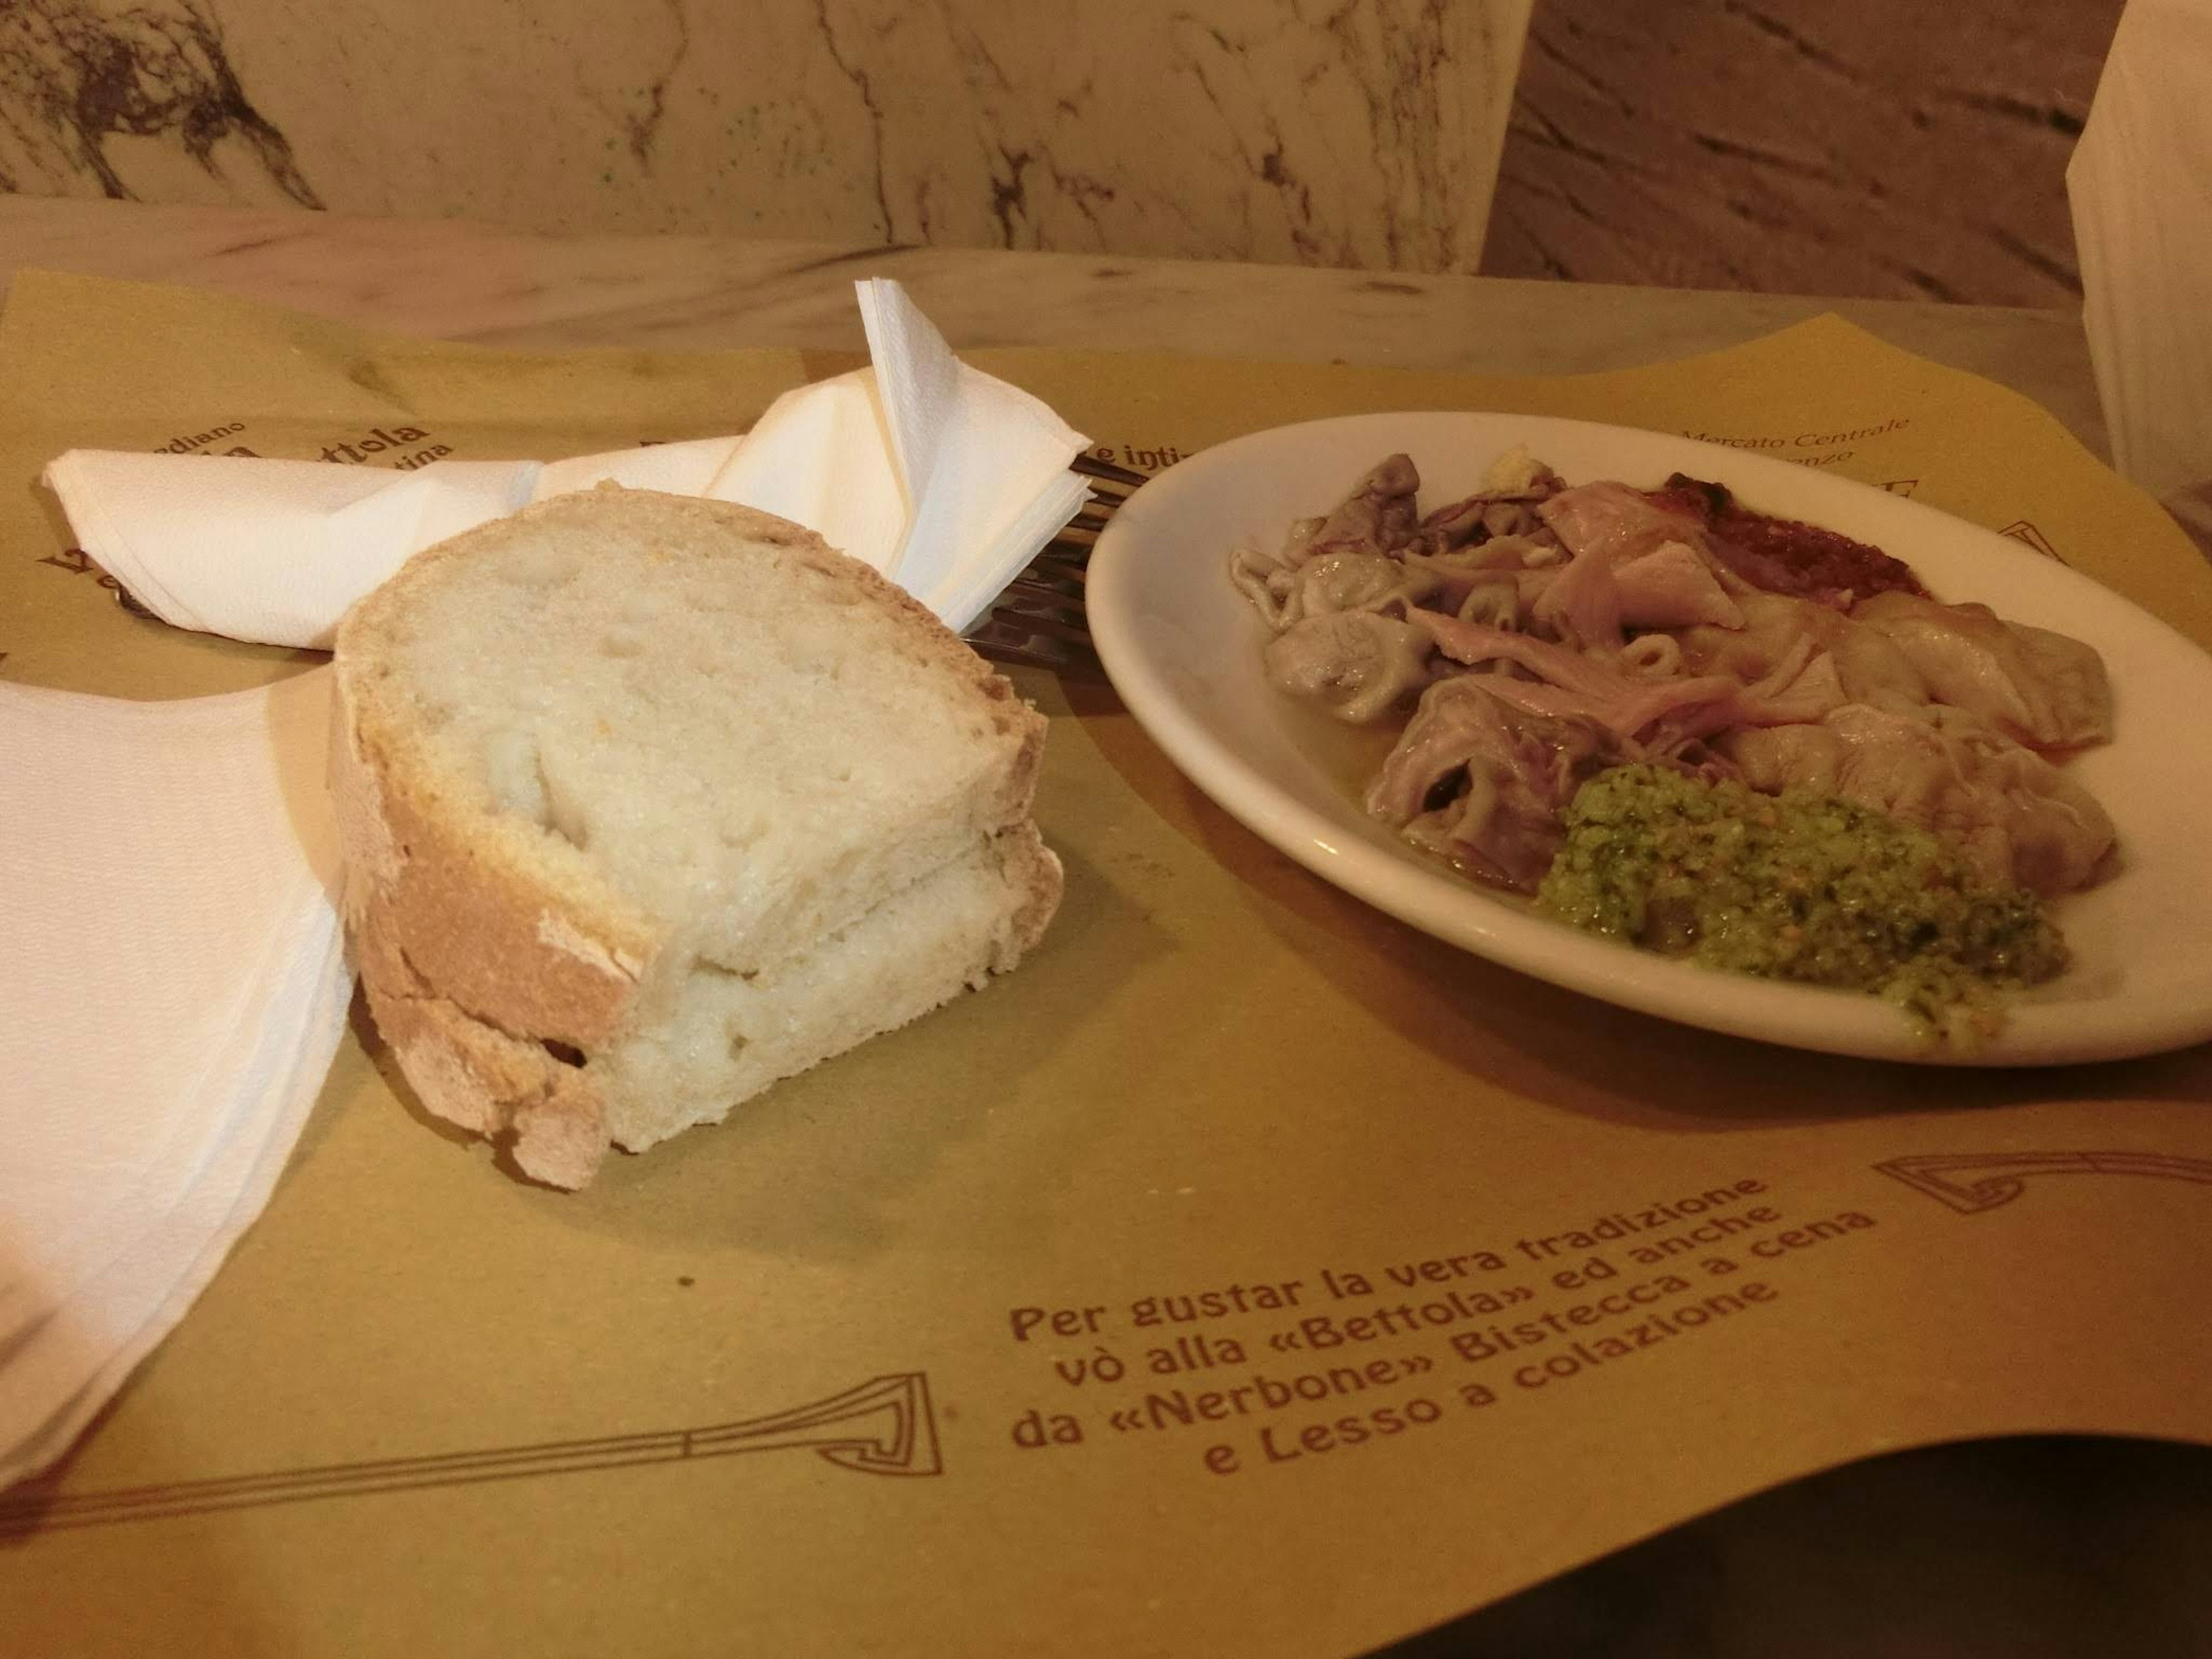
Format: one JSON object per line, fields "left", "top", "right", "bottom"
{"left": 0, "top": 196, "right": 2108, "bottom": 461}
{"left": 3, "top": 194, "right": 2200, "bottom": 1659}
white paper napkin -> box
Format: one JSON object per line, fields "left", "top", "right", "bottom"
{"left": 855, "top": 279, "right": 1096, "bottom": 631}
{"left": 40, "top": 279, "right": 1090, "bottom": 646}
{"left": 2067, "top": 0, "right": 2212, "bottom": 551}
{"left": 0, "top": 668, "right": 346, "bottom": 1486}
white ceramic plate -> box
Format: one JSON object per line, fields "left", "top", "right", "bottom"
{"left": 1088, "top": 411, "right": 2212, "bottom": 1065}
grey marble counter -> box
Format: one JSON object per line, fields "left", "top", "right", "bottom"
{"left": 3, "top": 195, "right": 2201, "bottom": 1659}
{"left": 0, "top": 196, "right": 2108, "bottom": 461}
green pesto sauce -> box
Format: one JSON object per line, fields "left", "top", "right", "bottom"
{"left": 1537, "top": 763, "right": 2069, "bottom": 1043}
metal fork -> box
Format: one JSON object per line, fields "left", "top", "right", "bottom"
{"left": 959, "top": 453, "right": 1147, "bottom": 677}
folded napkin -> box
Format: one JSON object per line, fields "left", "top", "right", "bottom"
{"left": 41, "top": 278, "right": 1092, "bottom": 645}
{"left": 0, "top": 669, "right": 347, "bottom": 1487}
{"left": 2067, "top": 0, "right": 2212, "bottom": 551}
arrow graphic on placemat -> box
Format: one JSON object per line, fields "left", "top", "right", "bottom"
{"left": 1875, "top": 1151, "right": 2212, "bottom": 1215}
{"left": 0, "top": 1370, "right": 939, "bottom": 1537}
{"left": 1997, "top": 520, "right": 2065, "bottom": 562}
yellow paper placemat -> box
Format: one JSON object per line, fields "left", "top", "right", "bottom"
{"left": 1, "top": 270, "right": 2207, "bottom": 1658}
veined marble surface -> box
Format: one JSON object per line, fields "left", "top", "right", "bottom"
{"left": 0, "top": 195, "right": 2111, "bottom": 459}
{"left": 1485, "top": 0, "right": 2121, "bottom": 305}
{"left": 0, "top": 0, "right": 1530, "bottom": 271}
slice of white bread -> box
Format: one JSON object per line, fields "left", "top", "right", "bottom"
{"left": 331, "top": 487, "right": 1062, "bottom": 1188}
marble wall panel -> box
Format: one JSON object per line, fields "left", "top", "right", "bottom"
{"left": 1482, "top": 0, "right": 2127, "bottom": 305}
{"left": 0, "top": 0, "right": 1533, "bottom": 272}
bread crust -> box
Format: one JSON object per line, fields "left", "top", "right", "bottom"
{"left": 332, "top": 487, "right": 1059, "bottom": 1188}
{"left": 332, "top": 709, "right": 654, "bottom": 1050}
{"left": 349, "top": 821, "right": 1062, "bottom": 1191}
{"left": 352, "top": 906, "right": 612, "bottom": 1188}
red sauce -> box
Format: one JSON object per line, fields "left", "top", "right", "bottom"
{"left": 1648, "top": 474, "right": 1928, "bottom": 607}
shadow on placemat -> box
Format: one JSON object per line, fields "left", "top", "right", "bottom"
{"left": 1381, "top": 1435, "right": 2212, "bottom": 1659}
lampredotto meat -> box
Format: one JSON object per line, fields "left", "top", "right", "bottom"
{"left": 1230, "top": 446, "right": 2118, "bottom": 911}
{"left": 1646, "top": 473, "right": 1929, "bottom": 608}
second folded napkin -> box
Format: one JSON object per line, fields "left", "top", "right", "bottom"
{"left": 0, "top": 668, "right": 348, "bottom": 1487}
{"left": 41, "top": 279, "right": 1090, "bottom": 646}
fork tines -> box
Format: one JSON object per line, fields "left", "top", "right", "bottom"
{"left": 1071, "top": 453, "right": 1149, "bottom": 490}
{"left": 960, "top": 456, "right": 1150, "bottom": 677}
